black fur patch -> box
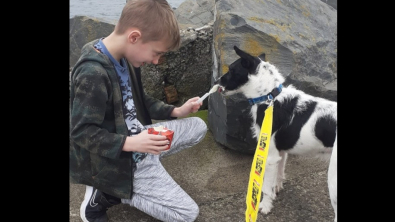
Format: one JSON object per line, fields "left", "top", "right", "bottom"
{"left": 218, "top": 58, "right": 250, "bottom": 91}
{"left": 315, "top": 116, "right": 336, "bottom": 147}
{"left": 256, "top": 96, "right": 318, "bottom": 151}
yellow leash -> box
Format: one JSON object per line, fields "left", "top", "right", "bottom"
{"left": 245, "top": 102, "right": 274, "bottom": 222}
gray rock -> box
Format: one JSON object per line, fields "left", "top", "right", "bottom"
{"left": 175, "top": 0, "right": 215, "bottom": 28}
{"left": 69, "top": 16, "right": 116, "bottom": 68}
{"left": 209, "top": 0, "right": 337, "bottom": 153}
{"left": 141, "top": 25, "right": 214, "bottom": 109}
{"left": 321, "top": 0, "right": 337, "bottom": 9}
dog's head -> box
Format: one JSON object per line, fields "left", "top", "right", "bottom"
{"left": 215, "top": 46, "right": 284, "bottom": 98}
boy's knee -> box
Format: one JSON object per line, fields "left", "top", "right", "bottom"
{"left": 191, "top": 117, "right": 207, "bottom": 134}
{"left": 183, "top": 203, "right": 199, "bottom": 222}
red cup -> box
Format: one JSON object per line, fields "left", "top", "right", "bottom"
{"left": 147, "top": 126, "right": 174, "bottom": 151}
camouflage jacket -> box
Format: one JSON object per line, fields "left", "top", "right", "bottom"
{"left": 69, "top": 39, "right": 176, "bottom": 199}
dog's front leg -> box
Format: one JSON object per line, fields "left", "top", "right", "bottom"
{"left": 328, "top": 136, "right": 337, "bottom": 222}
{"left": 259, "top": 144, "right": 282, "bottom": 214}
{"left": 276, "top": 150, "right": 287, "bottom": 193}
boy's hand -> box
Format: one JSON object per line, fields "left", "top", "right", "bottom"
{"left": 171, "top": 97, "right": 202, "bottom": 117}
{"left": 123, "top": 130, "right": 170, "bottom": 155}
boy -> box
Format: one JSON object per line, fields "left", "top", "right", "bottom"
{"left": 69, "top": 0, "right": 207, "bottom": 221}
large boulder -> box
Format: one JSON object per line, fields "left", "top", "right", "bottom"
{"left": 175, "top": 0, "right": 215, "bottom": 28}
{"left": 69, "top": 16, "right": 116, "bottom": 68}
{"left": 321, "top": 0, "right": 337, "bottom": 9}
{"left": 141, "top": 25, "right": 214, "bottom": 109}
{"left": 208, "top": 0, "right": 337, "bottom": 154}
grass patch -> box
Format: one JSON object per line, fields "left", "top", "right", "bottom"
{"left": 187, "top": 109, "right": 208, "bottom": 124}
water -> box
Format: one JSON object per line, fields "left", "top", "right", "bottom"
{"left": 70, "top": 0, "right": 186, "bottom": 21}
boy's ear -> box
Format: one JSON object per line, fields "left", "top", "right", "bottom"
{"left": 128, "top": 30, "right": 141, "bottom": 43}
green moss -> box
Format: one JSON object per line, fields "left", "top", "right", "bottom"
{"left": 186, "top": 110, "right": 208, "bottom": 124}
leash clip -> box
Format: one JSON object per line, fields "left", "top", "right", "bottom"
{"left": 265, "top": 99, "right": 274, "bottom": 107}
{"left": 264, "top": 94, "right": 274, "bottom": 106}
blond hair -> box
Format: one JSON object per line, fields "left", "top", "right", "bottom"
{"left": 115, "top": 0, "right": 180, "bottom": 51}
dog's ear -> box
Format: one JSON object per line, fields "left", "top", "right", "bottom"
{"left": 258, "top": 53, "right": 266, "bottom": 62}
{"left": 233, "top": 45, "right": 260, "bottom": 74}
{"left": 234, "top": 46, "right": 250, "bottom": 58}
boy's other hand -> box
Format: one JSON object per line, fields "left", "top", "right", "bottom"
{"left": 123, "top": 130, "right": 170, "bottom": 155}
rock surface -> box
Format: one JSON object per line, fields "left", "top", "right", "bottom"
{"left": 141, "top": 24, "right": 214, "bottom": 109}
{"left": 69, "top": 16, "right": 116, "bottom": 68}
{"left": 175, "top": 0, "right": 215, "bottom": 28}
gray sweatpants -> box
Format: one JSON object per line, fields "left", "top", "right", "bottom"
{"left": 121, "top": 117, "right": 207, "bottom": 222}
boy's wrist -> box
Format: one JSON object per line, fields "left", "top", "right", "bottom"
{"left": 122, "top": 136, "right": 135, "bottom": 152}
{"left": 171, "top": 107, "right": 180, "bottom": 117}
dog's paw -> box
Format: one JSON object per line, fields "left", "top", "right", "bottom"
{"left": 258, "top": 196, "right": 273, "bottom": 214}
{"left": 275, "top": 183, "right": 283, "bottom": 193}
{"left": 275, "top": 178, "right": 285, "bottom": 193}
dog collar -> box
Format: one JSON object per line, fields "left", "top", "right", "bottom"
{"left": 248, "top": 84, "right": 283, "bottom": 105}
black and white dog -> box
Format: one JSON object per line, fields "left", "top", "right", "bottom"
{"left": 214, "top": 46, "right": 337, "bottom": 221}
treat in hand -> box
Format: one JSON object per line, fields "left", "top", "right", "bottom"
{"left": 148, "top": 126, "right": 174, "bottom": 151}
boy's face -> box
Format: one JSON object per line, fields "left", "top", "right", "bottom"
{"left": 126, "top": 37, "right": 168, "bottom": 68}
